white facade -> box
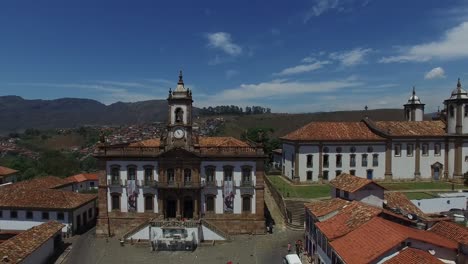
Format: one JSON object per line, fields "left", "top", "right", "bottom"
{"left": 21, "top": 232, "right": 60, "bottom": 264}
{"left": 412, "top": 197, "right": 467, "bottom": 213}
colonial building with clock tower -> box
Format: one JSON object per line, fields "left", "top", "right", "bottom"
{"left": 94, "top": 72, "right": 267, "bottom": 238}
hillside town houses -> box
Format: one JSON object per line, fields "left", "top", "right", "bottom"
{"left": 282, "top": 79, "right": 468, "bottom": 183}
{"left": 94, "top": 72, "right": 267, "bottom": 241}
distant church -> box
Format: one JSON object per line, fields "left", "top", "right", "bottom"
{"left": 281, "top": 79, "right": 468, "bottom": 183}
{"left": 95, "top": 72, "right": 266, "bottom": 237}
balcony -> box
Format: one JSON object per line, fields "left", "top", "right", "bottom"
{"left": 158, "top": 181, "right": 201, "bottom": 189}
{"left": 140, "top": 179, "right": 158, "bottom": 188}
{"left": 238, "top": 180, "right": 255, "bottom": 195}
{"left": 201, "top": 180, "right": 218, "bottom": 195}
{"left": 107, "top": 179, "right": 122, "bottom": 187}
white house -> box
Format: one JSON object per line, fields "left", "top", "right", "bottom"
{"left": 65, "top": 172, "right": 100, "bottom": 192}
{"left": 0, "top": 221, "right": 64, "bottom": 264}
{"left": 0, "top": 176, "right": 97, "bottom": 234}
{"left": 329, "top": 173, "right": 385, "bottom": 207}
{"left": 0, "top": 166, "right": 19, "bottom": 184}
{"left": 281, "top": 79, "right": 468, "bottom": 183}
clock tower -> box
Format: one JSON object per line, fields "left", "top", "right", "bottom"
{"left": 162, "top": 71, "right": 195, "bottom": 150}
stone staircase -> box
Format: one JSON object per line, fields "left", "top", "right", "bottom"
{"left": 284, "top": 200, "right": 306, "bottom": 230}
{"left": 200, "top": 219, "right": 231, "bottom": 241}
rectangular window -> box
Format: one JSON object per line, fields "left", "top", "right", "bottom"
{"left": 90, "top": 181, "right": 95, "bottom": 188}
{"left": 205, "top": 167, "right": 215, "bottom": 183}
{"left": 242, "top": 167, "right": 251, "bottom": 185}
{"left": 184, "top": 169, "right": 192, "bottom": 183}
{"left": 10, "top": 211, "right": 18, "bottom": 219}
{"left": 57, "top": 212, "right": 64, "bottom": 220}
{"left": 323, "top": 155, "right": 329, "bottom": 168}
{"left": 42, "top": 212, "right": 49, "bottom": 220}
{"left": 407, "top": 144, "right": 414, "bottom": 157}
{"left": 224, "top": 167, "right": 233, "bottom": 181}
{"left": 336, "top": 155, "right": 342, "bottom": 168}
{"left": 206, "top": 196, "right": 215, "bottom": 212}
{"left": 88, "top": 208, "right": 93, "bottom": 218}
{"left": 127, "top": 167, "right": 136, "bottom": 180}
{"left": 167, "top": 169, "right": 175, "bottom": 183}
{"left": 242, "top": 196, "right": 251, "bottom": 212}
{"left": 111, "top": 167, "right": 120, "bottom": 184}
{"left": 434, "top": 143, "right": 441, "bottom": 156}
{"left": 145, "top": 196, "right": 154, "bottom": 211}
{"left": 350, "top": 154, "right": 356, "bottom": 167}
{"left": 323, "top": 171, "right": 329, "bottom": 180}
{"left": 362, "top": 154, "right": 368, "bottom": 167}
{"left": 306, "top": 171, "right": 313, "bottom": 180}
{"left": 349, "top": 170, "right": 356, "bottom": 176}
{"left": 422, "top": 144, "right": 429, "bottom": 156}
{"left": 144, "top": 167, "right": 153, "bottom": 182}
{"left": 26, "top": 211, "right": 33, "bottom": 219}
{"left": 306, "top": 155, "right": 313, "bottom": 168}
{"left": 343, "top": 191, "right": 349, "bottom": 199}
{"left": 111, "top": 195, "right": 120, "bottom": 210}
{"left": 335, "top": 188, "right": 340, "bottom": 197}
{"left": 394, "top": 144, "right": 401, "bottom": 157}
{"left": 372, "top": 154, "right": 379, "bottom": 167}
{"left": 335, "top": 170, "right": 342, "bottom": 176}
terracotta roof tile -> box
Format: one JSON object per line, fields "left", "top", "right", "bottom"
{"left": 384, "top": 192, "right": 426, "bottom": 219}
{"left": 330, "top": 217, "right": 458, "bottom": 263}
{"left": 198, "top": 137, "right": 250, "bottom": 147}
{"left": 429, "top": 221, "right": 468, "bottom": 244}
{"left": 316, "top": 201, "right": 382, "bottom": 240}
{"left": 330, "top": 173, "right": 385, "bottom": 193}
{"left": 7, "top": 176, "right": 72, "bottom": 190}
{"left": 383, "top": 248, "right": 444, "bottom": 264}
{"left": 281, "top": 121, "right": 384, "bottom": 141}
{"left": 0, "top": 221, "right": 64, "bottom": 263}
{"left": 0, "top": 187, "right": 96, "bottom": 210}
{"left": 0, "top": 166, "right": 18, "bottom": 176}
{"left": 374, "top": 121, "right": 446, "bottom": 137}
{"left": 65, "top": 173, "right": 99, "bottom": 183}
{"left": 305, "top": 198, "right": 350, "bottom": 218}
{"left": 128, "top": 138, "right": 160, "bottom": 147}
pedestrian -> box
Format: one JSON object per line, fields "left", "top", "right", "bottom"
{"left": 268, "top": 221, "right": 273, "bottom": 234}
{"left": 287, "top": 242, "right": 291, "bottom": 253}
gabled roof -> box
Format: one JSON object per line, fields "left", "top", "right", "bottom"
{"left": 373, "top": 121, "right": 446, "bottom": 137}
{"left": 0, "top": 166, "right": 18, "bottom": 176}
{"left": 330, "top": 173, "right": 386, "bottom": 193}
{"left": 429, "top": 221, "right": 468, "bottom": 244}
{"left": 198, "top": 137, "right": 250, "bottom": 147}
{"left": 65, "top": 173, "right": 99, "bottom": 183}
{"left": 281, "top": 121, "right": 384, "bottom": 141}
{"left": 8, "top": 176, "right": 72, "bottom": 190}
{"left": 383, "top": 247, "right": 443, "bottom": 264}
{"left": 384, "top": 192, "right": 426, "bottom": 219}
{"left": 330, "top": 217, "right": 457, "bottom": 263}
{"left": 305, "top": 198, "right": 350, "bottom": 218}
{"left": 0, "top": 221, "right": 64, "bottom": 263}
{"left": 316, "top": 201, "right": 382, "bottom": 240}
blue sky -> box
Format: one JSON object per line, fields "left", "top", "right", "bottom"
{"left": 1, "top": 0, "right": 468, "bottom": 113}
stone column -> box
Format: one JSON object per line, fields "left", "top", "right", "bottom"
{"left": 454, "top": 139, "right": 463, "bottom": 181}
{"left": 194, "top": 193, "right": 199, "bottom": 219}
{"left": 414, "top": 141, "right": 421, "bottom": 180}
{"left": 318, "top": 144, "right": 323, "bottom": 183}
{"left": 456, "top": 103, "right": 463, "bottom": 134}
{"left": 384, "top": 140, "right": 393, "bottom": 181}
{"left": 294, "top": 144, "right": 300, "bottom": 182}
{"left": 176, "top": 196, "right": 181, "bottom": 218}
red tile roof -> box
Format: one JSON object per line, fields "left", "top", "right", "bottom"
{"left": 9, "top": 176, "right": 72, "bottom": 190}
{"left": 373, "top": 121, "right": 446, "bottom": 137}
{"left": 65, "top": 173, "right": 99, "bottom": 183}
{"left": 0, "top": 221, "right": 64, "bottom": 263}
{"left": 0, "top": 187, "right": 96, "bottom": 210}
{"left": 330, "top": 217, "right": 458, "bottom": 263}
{"left": 383, "top": 247, "right": 444, "bottom": 264}
{"left": 128, "top": 139, "right": 160, "bottom": 147}
{"left": 305, "top": 198, "right": 350, "bottom": 218}
{"left": 0, "top": 166, "right": 18, "bottom": 176}
{"left": 429, "top": 221, "right": 468, "bottom": 244}
{"left": 281, "top": 121, "right": 384, "bottom": 141}
{"left": 384, "top": 192, "right": 426, "bottom": 219}
{"left": 330, "top": 173, "right": 386, "bottom": 193}
{"left": 198, "top": 137, "right": 250, "bottom": 147}
{"left": 316, "top": 201, "right": 382, "bottom": 240}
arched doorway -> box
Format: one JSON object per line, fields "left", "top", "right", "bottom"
{"left": 166, "top": 198, "right": 177, "bottom": 219}
{"left": 431, "top": 162, "right": 443, "bottom": 181}
{"left": 183, "top": 196, "right": 194, "bottom": 219}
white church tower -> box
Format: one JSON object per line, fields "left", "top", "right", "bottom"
{"left": 445, "top": 79, "right": 468, "bottom": 134}
{"left": 404, "top": 87, "right": 424, "bottom": 121}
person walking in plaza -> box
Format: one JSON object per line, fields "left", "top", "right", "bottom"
{"left": 287, "top": 242, "right": 291, "bottom": 253}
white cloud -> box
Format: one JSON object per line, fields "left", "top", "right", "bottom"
{"left": 329, "top": 48, "right": 372, "bottom": 66}
{"left": 425, "top": 67, "right": 446, "bottom": 79}
{"left": 225, "top": 69, "right": 239, "bottom": 79}
{"left": 197, "top": 78, "right": 362, "bottom": 105}
{"left": 303, "top": 0, "right": 372, "bottom": 22}
{"left": 380, "top": 21, "right": 468, "bottom": 63}
{"left": 274, "top": 61, "right": 331, "bottom": 76}
{"left": 206, "top": 32, "right": 242, "bottom": 56}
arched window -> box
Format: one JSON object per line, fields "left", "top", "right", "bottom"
{"left": 175, "top": 107, "right": 184, "bottom": 123}
{"left": 110, "top": 166, "right": 120, "bottom": 185}
{"left": 167, "top": 169, "right": 175, "bottom": 183}
{"left": 450, "top": 105, "right": 455, "bottom": 117}
{"left": 206, "top": 195, "right": 215, "bottom": 212}
{"left": 127, "top": 165, "right": 136, "bottom": 181}
{"left": 111, "top": 193, "right": 120, "bottom": 211}
{"left": 242, "top": 195, "right": 252, "bottom": 212}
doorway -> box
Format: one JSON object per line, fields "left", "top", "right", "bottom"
{"left": 366, "top": 170, "right": 373, "bottom": 180}
{"left": 183, "top": 197, "right": 194, "bottom": 219}
{"left": 431, "top": 162, "right": 443, "bottom": 181}
{"left": 434, "top": 167, "right": 440, "bottom": 180}
{"left": 166, "top": 199, "right": 177, "bottom": 218}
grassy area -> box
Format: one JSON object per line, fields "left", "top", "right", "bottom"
{"left": 403, "top": 192, "right": 436, "bottom": 200}
{"left": 380, "top": 181, "right": 464, "bottom": 190}
{"left": 267, "top": 176, "right": 331, "bottom": 199}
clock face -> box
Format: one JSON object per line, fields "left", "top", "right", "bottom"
{"left": 174, "top": 128, "right": 185, "bottom": 139}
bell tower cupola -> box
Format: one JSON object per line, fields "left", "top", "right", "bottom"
{"left": 403, "top": 86, "right": 425, "bottom": 121}
{"left": 444, "top": 78, "right": 468, "bottom": 134}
